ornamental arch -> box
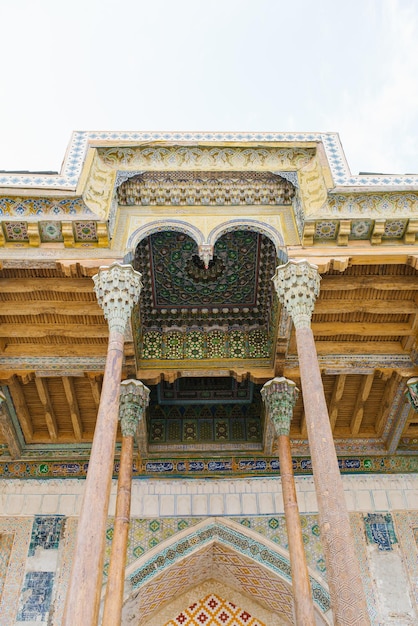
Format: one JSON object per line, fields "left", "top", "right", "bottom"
{"left": 105, "top": 519, "right": 332, "bottom": 626}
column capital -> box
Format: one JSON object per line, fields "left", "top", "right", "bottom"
{"left": 272, "top": 259, "right": 320, "bottom": 329}
{"left": 261, "top": 377, "right": 299, "bottom": 436}
{"left": 119, "top": 379, "right": 150, "bottom": 438}
{"left": 93, "top": 263, "right": 143, "bottom": 334}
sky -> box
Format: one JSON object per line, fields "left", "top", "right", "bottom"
{"left": 0, "top": 0, "right": 417, "bottom": 176}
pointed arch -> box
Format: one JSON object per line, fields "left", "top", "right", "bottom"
{"left": 101, "top": 518, "right": 331, "bottom": 625}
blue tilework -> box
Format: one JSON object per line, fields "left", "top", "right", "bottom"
{"left": 17, "top": 571, "right": 54, "bottom": 621}
{"left": 28, "top": 516, "right": 64, "bottom": 556}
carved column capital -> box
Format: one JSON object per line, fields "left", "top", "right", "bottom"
{"left": 119, "top": 379, "right": 150, "bottom": 438}
{"left": 261, "top": 377, "right": 299, "bottom": 436}
{"left": 406, "top": 377, "right": 418, "bottom": 412}
{"left": 272, "top": 259, "right": 320, "bottom": 329}
{"left": 93, "top": 263, "right": 143, "bottom": 334}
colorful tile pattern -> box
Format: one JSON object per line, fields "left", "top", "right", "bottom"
{"left": 0, "top": 197, "right": 91, "bottom": 216}
{"left": 165, "top": 593, "right": 266, "bottom": 626}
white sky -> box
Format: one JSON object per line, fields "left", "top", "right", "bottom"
{"left": 0, "top": 0, "right": 417, "bottom": 175}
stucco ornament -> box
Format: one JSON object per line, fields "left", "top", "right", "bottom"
{"left": 261, "top": 377, "right": 299, "bottom": 436}
{"left": 119, "top": 379, "right": 150, "bottom": 437}
{"left": 272, "top": 259, "right": 320, "bottom": 329}
{"left": 93, "top": 263, "right": 143, "bottom": 334}
{"left": 405, "top": 377, "right": 418, "bottom": 412}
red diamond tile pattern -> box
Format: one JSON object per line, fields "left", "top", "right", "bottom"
{"left": 165, "top": 593, "right": 266, "bottom": 625}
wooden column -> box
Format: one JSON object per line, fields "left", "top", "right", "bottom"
{"left": 102, "top": 379, "right": 149, "bottom": 626}
{"left": 273, "top": 259, "right": 370, "bottom": 626}
{"left": 63, "top": 263, "right": 142, "bottom": 626}
{"left": 261, "top": 377, "right": 315, "bottom": 626}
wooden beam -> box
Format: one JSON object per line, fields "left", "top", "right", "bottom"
{"left": 314, "top": 299, "right": 418, "bottom": 314}
{"left": 329, "top": 374, "right": 347, "bottom": 432}
{"left": 34, "top": 377, "right": 58, "bottom": 441}
{"left": 62, "top": 377, "right": 83, "bottom": 442}
{"left": 320, "top": 275, "right": 418, "bottom": 291}
{"left": 350, "top": 373, "right": 375, "bottom": 435}
{"left": 3, "top": 344, "right": 107, "bottom": 357}
{"left": 0, "top": 391, "right": 23, "bottom": 459}
{"left": 0, "top": 324, "right": 109, "bottom": 338}
{"left": 0, "top": 301, "right": 102, "bottom": 316}
{"left": 87, "top": 375, "right": 102, "bottom": 409}
{"left": 300, "top": 409, "right": 307, "bottom": 437}
{"left": 7, "top": 376, "right": 33, "bottom": 442}
{"left": 401, "top": 312, "right": 418, "bottom": 351}
{"left": 0, "top": 278, "right": 94, "bottom": 293}
{"left": 315, "top": 341, "right": 405, "bottom": 355}
{"left": 375, "top": 373, "right": 400, "bottom": 436}
{"left": 312, "top": 322, "right": 413, "bottom": 337}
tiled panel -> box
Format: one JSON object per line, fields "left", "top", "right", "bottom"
{"left": 17, "top": 571, "right": 54, "bottom": 621}
{"left": 28, "top": 516, "right": 64, "bottom": 556}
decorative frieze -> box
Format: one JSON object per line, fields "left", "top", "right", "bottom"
{"left": 117, "top": 171, "right": 296, "bottom": 207}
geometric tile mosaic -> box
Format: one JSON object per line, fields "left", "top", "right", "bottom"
{"left": 127, "top": 521, "right": 330, "bottom": 614}
{"left": 122, "top": 543, "right": 297, "bottom": 625}
{"left": 164, "top": 593, "right": 266, "bottom": 626}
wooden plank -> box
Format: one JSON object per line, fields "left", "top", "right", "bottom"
{"left": 34, "top": 377, "right": 58, "bottom": 441}
{"left": 0, "top": 324, "right": 109, "bottom": 338}
{"left": 0, "top": 278, "right": 94, "bottom": 293}
{"left": 62, "top": 377, "right": 83, "bottom": 442}
{"left": 329, "top": 374, "right": 346, "bottom": 432}
{"left": 314, "top": 300, "right": 418, "bottom": 314}
{"left": 0, "top": 302, "right": 102, "bottom": 316}
{"left": 320, "top": 276, "right": 418, "bottom": 291}
{"left": 0, "top": 391, "right": 22, "bottom": 459}
{"left": 312, "top": 322, "right": 413, "bottom": 337}
{"left": 350, "top": 373, "right": 375, "bottom": 435}
{"left": 7, "top": 376, "right": 33, "bottom": 442}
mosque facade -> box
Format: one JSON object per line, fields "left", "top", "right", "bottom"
{"left": 0, "top": 131, "right": 418, "bottom": 624}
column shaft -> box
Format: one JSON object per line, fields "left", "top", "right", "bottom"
{"left": 102, "top": 435, "right": 134, "bottom": 626}
{"left": 62, "top": 331, "right": 124, "bottom": 626}
{"left": 277, "top": 434, "right": 315, "bottom": 625}
{"left": 296, "top": 326, "right": 370, "bottom": 625}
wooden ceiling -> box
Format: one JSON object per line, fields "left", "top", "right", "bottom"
{"left": 0, "top": 261, "right": 417, "bottom": 459}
